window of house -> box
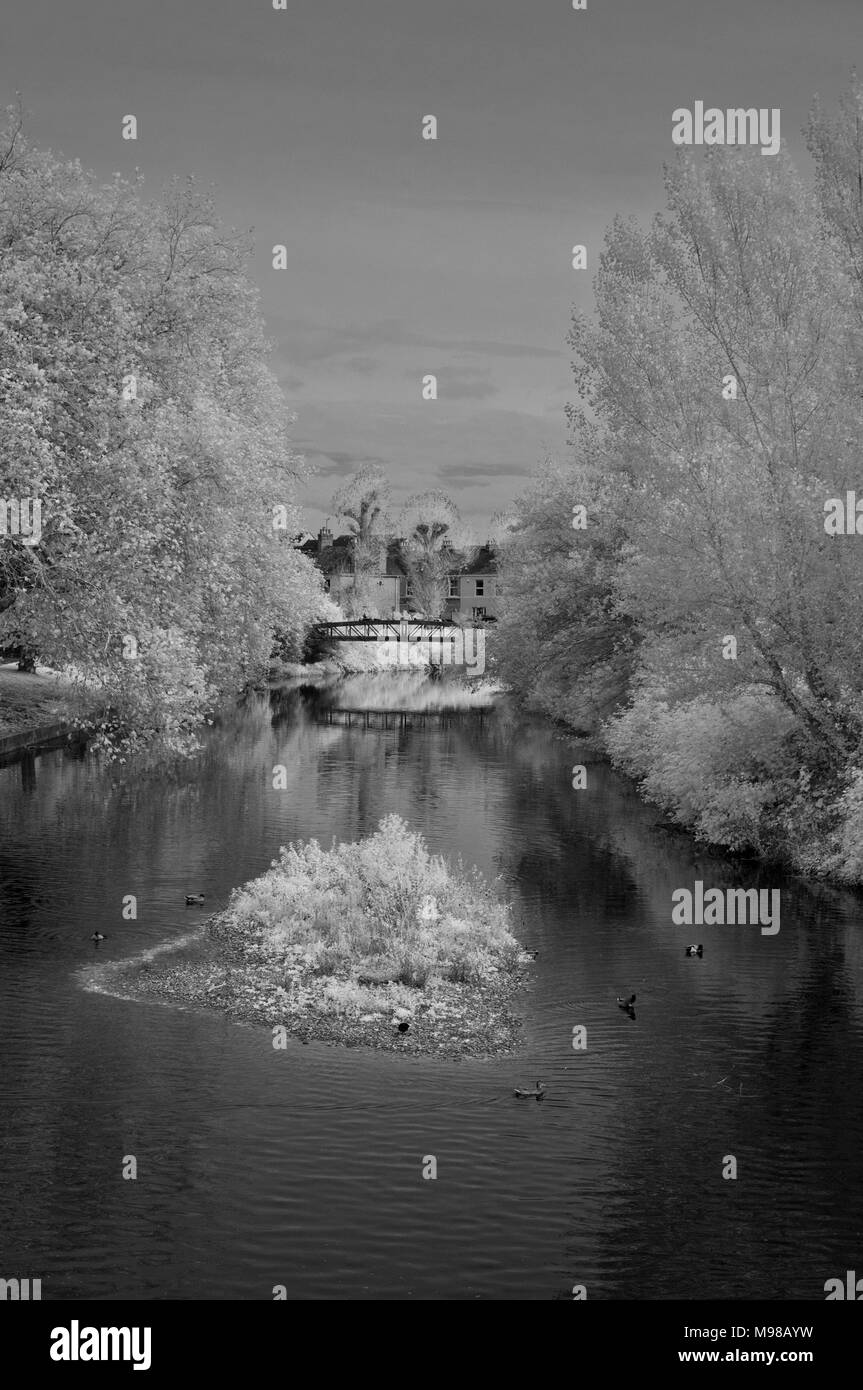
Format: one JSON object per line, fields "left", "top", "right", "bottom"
{"left": 475, "top": 579, "right": 484, "bottom": 596}
{"left": 472, "top": 606, "right": 487, "bottom": 619}
{"left": 448, "top": 577, "right": 459, "bottom": 598}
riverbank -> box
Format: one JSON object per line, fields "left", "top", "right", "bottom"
{"left": 0, "top": 662, "right": 96, "bottom": 756}
{"left": 98, "top": 815, "right": 533, "bottom": 1059}
{"left": 499, "top": 674, "right": 863, "bottom": 886}
{"left": 1, "top": 656, "right": 500, "bottom": 765}
{"left": 0, "top": 663, "right": 86, "bottom": 735}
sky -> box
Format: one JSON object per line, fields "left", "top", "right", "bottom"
{"left": 3, "top": 0, "right": 863, "bottom": 534}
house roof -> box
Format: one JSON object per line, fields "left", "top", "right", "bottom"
{"left": 297, "top": 531, "right": 498, "bottom": 576}
{"left": 447, "top": 544, "right": 498, "bottom": 576}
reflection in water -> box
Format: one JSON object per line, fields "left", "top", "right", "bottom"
{"left": 0, "top": 692, "right": 862, "bottom": 1299}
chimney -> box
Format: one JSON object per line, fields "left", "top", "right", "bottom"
{"left": 317, "top": 526, "right": 332, "bottom": 554}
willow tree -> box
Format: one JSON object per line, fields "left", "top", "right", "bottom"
{"left": 397, "top": 491, "right": 474, "bottom": 617}
{"left": 330, "top": 465, "right": 391, "bottom": 615}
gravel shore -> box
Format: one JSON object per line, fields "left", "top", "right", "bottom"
{"left": 100, "top": 910, "right": 532, "bottom": 1060}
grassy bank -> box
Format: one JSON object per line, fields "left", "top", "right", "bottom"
{"left": 267, "top": 664, "right": 504, "bottom": 710}
{"left": 330, "top": 673, "right": 501, "bottom": 711}
{"left": 0, "top": 662, "right": 94, "bottom": 739}
{"left": 318, "top": 638, "right": 491, "bottom": 680}
{"left": 112, "top": 816, "right": 533, "bottom": 1057}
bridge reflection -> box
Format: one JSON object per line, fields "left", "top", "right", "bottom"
{"left": 313, "top": 706, "right": 490, "bottom": 730}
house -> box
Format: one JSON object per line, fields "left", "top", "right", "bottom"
{"left": 444, "top": 545, "right": 501, "bottom": 620}
{"left": 296, "top": 528, "right": 407, "bottom": 616}
{"left": 296, "top": 528, "right": 502, "bottom": 620}
{"left": 297, "top": 527, "right": 342, "bottom": 565}
{"left": 327, "top": 571, "right": 401, "bottom": 614}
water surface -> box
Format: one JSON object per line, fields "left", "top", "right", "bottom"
{"left": 1, "top": 690, "right": 862, "bottom": 1299}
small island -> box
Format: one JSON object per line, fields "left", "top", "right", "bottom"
{"left": 111, "top": 815, "right": 533, "bottom": 1058}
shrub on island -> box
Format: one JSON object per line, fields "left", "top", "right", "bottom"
{"left": 201, "top": 814, "right": 531, "bottom": 1051}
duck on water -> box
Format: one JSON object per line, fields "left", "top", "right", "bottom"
{"left": 514, "top": 1080, "right": 545, "bottom": 1099}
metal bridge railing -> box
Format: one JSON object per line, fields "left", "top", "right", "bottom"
{"left": 314, "top": 618, "right": 478, "bottom": 642}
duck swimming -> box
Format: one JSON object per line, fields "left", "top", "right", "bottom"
{"left": 185, "top": 894, "right": 205, "bottom": 906}
{"left": 617, "top": 993, "right": 636, "bottom": 1009}
{"left": 685, "top": 945, "right": 704, "bottom": 957}
{"left": 514, "top": 1080, "right": 545, "bottom": 1098}
{"left": 91, "top": 932, "right": 107, "bottom": 942}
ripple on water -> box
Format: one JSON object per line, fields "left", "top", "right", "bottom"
{"left": 0, "top": 701, "right": 862, "bottom": 1299}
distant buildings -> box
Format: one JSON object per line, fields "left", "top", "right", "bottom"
{"left": 327, "top": 572, "right": 402, "bottom": 613}
{"left": 444, "top": 545, "right": 501, "bottom": 621}
{"left": 297, "top": 527, "right": 501, "bottom": 620}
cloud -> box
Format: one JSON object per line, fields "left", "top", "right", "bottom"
{"left": 340, "top": 355, "right": 380, "bottom": 375}
{"left": 290, "top": 401, "right": 564, "bottom": 527}
{"left": 293, "top": 444, "right": 390, "bottom": 477}
{"left": 412, "top": 368, "right": 499, "bottom": 400}
{"left": 441, "top": 379, "right": 499, "bottom": 400}
{"left": 266, "top": 314, "right": 563, "bottom": 367}
{"left": 436, "top": 461, "right": 529, "bottom": 484}
{"left": 438, "top": 337, "right": 562, "bottom": 361}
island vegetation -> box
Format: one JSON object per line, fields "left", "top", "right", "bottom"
{"left": 108, "top": 815, "right": 533, "bottom": 1057}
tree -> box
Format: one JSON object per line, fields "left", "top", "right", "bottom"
{"left": 493, "top": 442, "right": 637, "bottom": 732}
{"left": 331, "top": 466, "right": 390, "bottom": 568}
{"left": 0, "top": 107, "right": 325, "bottom": 753}
{"left": 330, "top": 465, "right": 392, "bottom": 616}
{"left": 500, "top": 76, "right": 863, "bottom": 866}
{"left": 569, "top": 140, "right": 863, "bottom": 758}
{"left": 397, "top": 491, "right": 475, "bottom": 617}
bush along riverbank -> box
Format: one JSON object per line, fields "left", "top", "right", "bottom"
{"left": 488, "top": 76, "right": 863, "bottom": 888}
{"left": 112, "top": 816, "right": 534, "bottom": 1057}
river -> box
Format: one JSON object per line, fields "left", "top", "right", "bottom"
{"left": 1, "top": 688, "right": 862, "bottom": 1300}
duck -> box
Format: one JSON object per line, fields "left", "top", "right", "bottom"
{"left": 685, "top": 944, "right": 704, "bottom": 957}
{"left": 185, "top": 894, "right": 205, "bottom": 906}
{"left": 514, "top": 1080, "right": 545, "bottom": 1098}
{"left": 91, "top": 932, "right": 107, "bottom": 942}
{"left": 616, "top": 993, "right": 636, "bottom": 1009}
{"left": 396, "top": 1021, "right": 410, "bottom": 1034}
